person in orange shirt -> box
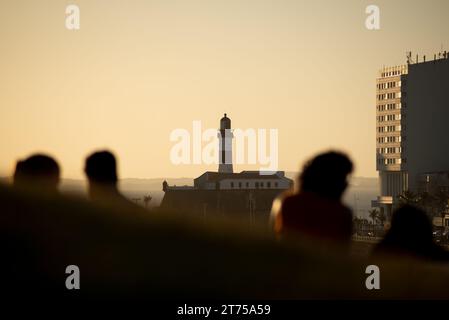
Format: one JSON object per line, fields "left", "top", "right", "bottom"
{"left": 272, "top": 151, "right": 353, "bottom": 244}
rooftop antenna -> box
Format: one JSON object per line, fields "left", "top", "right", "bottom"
{"left": 406, "top": 51, "right": 414, "bottom": 64}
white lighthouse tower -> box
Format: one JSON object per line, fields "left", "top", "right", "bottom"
{"left": 218, "top": 113, "right": 233, "bottom": 173}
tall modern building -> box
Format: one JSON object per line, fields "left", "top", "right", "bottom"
{"left": 374, "top": 52, "right": 449, "bottom": 217}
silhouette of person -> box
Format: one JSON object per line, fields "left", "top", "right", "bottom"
{"left": 272, "top": 151, "right": 353, "bottom": 243}
{"left": 13, "top": 154, "right": 60, "bottom": 192}
{"left": 84, "top": 150, "right": 135, "bottom": 208}
{"left": 373, "top": 205, "right": 449, "bottom": 262}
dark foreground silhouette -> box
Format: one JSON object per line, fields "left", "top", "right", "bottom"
{"left": 1, "top": 182, "right": 449, "bottom": 301}
{"left": 273, "top": 151, "right": 353, "bottom": 244}
{"left": 2, "top": 150, "right": 449, "bottom": 302}
{"left": 374, "top": 205, "right": 449, "bottom": 262}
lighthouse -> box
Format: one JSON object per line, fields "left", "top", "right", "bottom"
{"left": 160, "top": 113, "right": 293, "bottom": 219}
{"left": 218, "top": 113, "right": 233, "bottom": 173}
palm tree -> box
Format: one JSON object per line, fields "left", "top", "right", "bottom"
{"left": 418, "top": 191, "right": 435, "bottom": 213}
{"left": 143, "top": 194, "right": 152, "bottom": 208}
{"left": 368, "top": 209, "right": 379, "bottom": 225}
{"left": 398, "top": 190, "right": 418, "bottom": 206}
{"left": 377, "top": 211, "right": 386, "bottom": 226}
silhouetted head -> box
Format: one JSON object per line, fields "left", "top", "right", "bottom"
{"left": 386, "top": 205, "right": 434, "bottom": 249}
{"left": 299, "top": 151, "right": 353, "bottom": 200}
{"left": 84, "top": 150, "right": 135, "bottom": 206}
{"left": 85, "top": 150, "right": 118, "bottom": 186}
{"left": 13, "top": 154, "right": 60, "bottom": 192}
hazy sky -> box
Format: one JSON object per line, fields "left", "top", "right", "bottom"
{"left": 1, "top": 0, "right": 448, "bottom": 179}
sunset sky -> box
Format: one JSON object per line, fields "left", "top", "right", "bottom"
{"left": 1, "top": 0, "right": 448, "bottom": 180}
